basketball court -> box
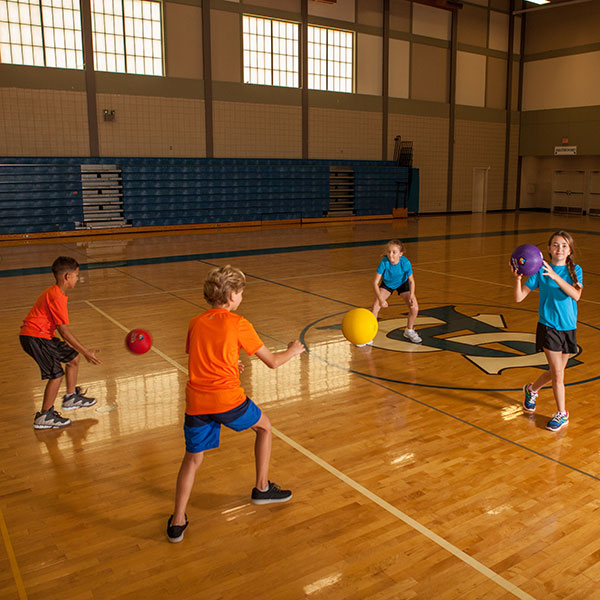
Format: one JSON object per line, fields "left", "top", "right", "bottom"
{"left": 1, "top": 211, "right": 600, "bottom": 599}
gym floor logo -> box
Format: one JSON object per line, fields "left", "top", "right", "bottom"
{"left": 306, "top": 304, "right": 584, "bottom": 377}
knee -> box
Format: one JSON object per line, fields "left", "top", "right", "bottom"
{"left": 253, "top": 413, "right": 272, "bottom": 434}
{"left": 66, "top": 355, "right": 80, "bottom": 368}
{"left": 184, "top": 452, "right": 204, "bottom": 469}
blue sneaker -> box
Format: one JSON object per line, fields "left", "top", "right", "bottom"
{"left": 522, "top": 383, "right": 537, "bottom": 413}
{"left": 546, "top": 411, "right": 569, "bottom": 432}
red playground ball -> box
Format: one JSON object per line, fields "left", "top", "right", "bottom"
{"left": 511, "top": 244, "right": 543, "bottom": 276}
{"left": 125, "top": 329, "right": 152, "bottom": 355}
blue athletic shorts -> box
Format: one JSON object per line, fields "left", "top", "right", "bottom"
{"left": 183, "top": 397, "right": 262, "bottom": 453}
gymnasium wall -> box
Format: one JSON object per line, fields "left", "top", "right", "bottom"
{"left": 1, "top": 0, "right": 523, "bottom": 214}
{"left": 518, "top": 0, "right": 600, "bottom": 211}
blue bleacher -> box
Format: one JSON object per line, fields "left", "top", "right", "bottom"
{"left": 0, "top": 158, "right": 415, "bottom": 235}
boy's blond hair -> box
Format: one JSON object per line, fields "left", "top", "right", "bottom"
{"left": 204, "top": 265, "right": 246, "bottom": 306}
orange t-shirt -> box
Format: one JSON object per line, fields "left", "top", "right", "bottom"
{"left": 185, "top": 308, "right": 264, "bottom": 415}
{"left": 20, "top": 284, "right": 69, "bottom": 339}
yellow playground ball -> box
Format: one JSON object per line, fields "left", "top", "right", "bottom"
{"left": 341, "top": 308, "right": 378, "bottom": 345}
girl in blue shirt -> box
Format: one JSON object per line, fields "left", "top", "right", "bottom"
{"left": 370, "top": 239, "right": 421, "bottom": 344}
{"left": 512, "top": 231, "right": 583, "bottom": 431}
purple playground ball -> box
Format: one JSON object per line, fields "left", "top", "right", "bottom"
{"left": 511, "top": 244, "right": 543, "bottom": 276}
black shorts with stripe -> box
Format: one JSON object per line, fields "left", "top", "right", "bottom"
{"left": 535, "top": 323, "right": 577, "bottom": 354}
{"left": 20, "top": 335, "right": 78, "bottom": 380}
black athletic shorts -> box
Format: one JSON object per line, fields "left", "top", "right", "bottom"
{"left": 380, "top": 280, "right": 410, "bottom": 295}
{"left": 535, "top": 323, "right": 577, "bottom": 354}
{"left": 20, "top": 335, "right": 78, "bottom": 380}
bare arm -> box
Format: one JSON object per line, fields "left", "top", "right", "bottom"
{"left": 511, "top": 263, "right": 531, "bottom": 303}
{"left": 541, "top": 261, "right": 583, "bottom": 301}
{"left": 372, "top": 272, "right": 387, "bottom": 307}
{"left": 255, "top": 340, "right": 305, "bottom": 369}
{"left": 56, "top": 324, "right": 102, "bottom": 365}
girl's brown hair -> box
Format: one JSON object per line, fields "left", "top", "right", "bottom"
{"left": 204, "top": 265, "right": 246, "bottom": 306}
{"left": 548, "top": 230, "right": 580, "bottom": 288}
{"left": 385, "top": 239, "right": 405, "bottom": 254}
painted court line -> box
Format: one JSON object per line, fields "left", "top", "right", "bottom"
{"left": 0, "top": 505, "right": 27, "bottom": 600}
{"left": 85, "top": 300, "right": 534, "bottom": 600}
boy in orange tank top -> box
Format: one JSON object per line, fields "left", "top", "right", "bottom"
{"left": 167, "top": 265, "right": 305, "bottom": 543}
{"left": 20, "top": 256, "right": 102, "bottom": 429}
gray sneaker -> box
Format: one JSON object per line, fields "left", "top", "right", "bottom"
{"left": 403, "top": 328, "right": 422, "bottom": 343}
{"left": 33, "top": 406, "right": 71, "bottom": 429}
{"left": 62, "top": 386, "right": 97, "bottom": 410}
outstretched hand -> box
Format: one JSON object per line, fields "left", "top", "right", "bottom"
{"left": 84, "top": 349, "right": 102, "bottom": 365}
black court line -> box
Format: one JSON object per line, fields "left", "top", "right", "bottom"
{"left": 2, "top": 226, "right": 599, "bottom": 279}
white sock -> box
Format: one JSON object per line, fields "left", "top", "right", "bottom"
{"left": 259, "top": 484, "right": 269, "bottom": 492}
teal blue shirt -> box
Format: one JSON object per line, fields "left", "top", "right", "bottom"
{"left": 376, "top": 256, "right": 412, "bottom": 289}
{"left": 525, "top": 263, "right": 582, "bottom": 331}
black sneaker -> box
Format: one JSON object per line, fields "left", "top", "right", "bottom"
{"left": 62, "top": 386, "right": 97, "bottom": 410}
{"left": 251, "top": 481, "right": 292, "bottom": 505}
{"left": 167, "top": 514, "right": 188, "bottom": 543}
{"left": 33, "top": 406, "right": 71, "bottom": 429}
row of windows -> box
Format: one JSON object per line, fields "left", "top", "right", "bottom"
{"left": 1, "top": 3, "right": 354, "bottom": 91}
{"left": 243, "top": 15, "right": 354, "bottom": 93}
{"left": 0, "top": 0, "right": 163, "bottom": 75}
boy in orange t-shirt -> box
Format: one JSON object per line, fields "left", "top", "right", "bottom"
{"left": 167, "top": 265, "right": 305, "bottom": 543}
{"left": 20, "top": 256, "right": 102, "bottom": 430}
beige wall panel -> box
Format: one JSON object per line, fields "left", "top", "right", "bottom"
{"left": 0, "top": 88, "right": 89, "bottom": 156}
{"left": 522, "top": 52, "right": 600, "bottom": 111}
{"left": 243, "top": 0, "right": 300, "bottom": 11}
{"left": 411, "top": 43, "right": 448, "bottom": 103}
{"left": 524, "top": 1, "right": 600, "bottom": 54}
{"left": 457, "top": 4, "right": 488, "bottom": 48}
{"left": 520, "top": 155, "right": 600, "bottom": 210}
{"left": 486, "top": 56, "right": 507, "bottom": 109}
{"left": 308, "top": 0, "right": 355, "bottom": 22}
{"left": 97, "top": 94, "right": 205, "bottom": 157}
{"left": 513, "top": 16, "right": 522, "bottom": 55}
{"left": 390, "top": 0, "right": 410, "bottom": 33}
{"left": 309, "top": 108, "right": 381, "bottom": 160}
{"left": 512, "top": 60, "right": 519, "bottom": 108}
{"left": 412, "top": 4, "right": 451, "bottom": 40}
{"left": 357, "top": 33, "right": 382, "bottom": 96}
{"left": 489, "top": 11, "right": 508, "bottom": 52}
{"left": 213, "top": 101, "right": 301, "bottom": 158}
{"left": 212, "top": 10, "right": 241, "bottom": 83}
{"left": 387, "top": 113, "right": 449, "bottom": 212}
{"left": 456, "top": 51, "right": 486, "bottom": 107}
{"left": 452, "top": 120, "right": 506, "bottom": 211}
{"left": 357, "top": 0, "right": 383, "bottom": 27}
{"left": 389, "top": 39, "right": 409, "bottom": 99}
{"left": 507, "top": 122, "right": 520, "bottom": 209}
{"left": 165, "top": 2, "right": 203, "bottom": 80}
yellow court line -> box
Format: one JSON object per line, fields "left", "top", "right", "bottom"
{"left": 86, "top": 300, "right": 534, "bottom": 600}
{"left": 0, "top": 505, "right": 28, "bottom": 600}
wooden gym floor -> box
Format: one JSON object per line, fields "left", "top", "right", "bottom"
{"left": 1, "top": 212, "right": 600, "bottom": 600}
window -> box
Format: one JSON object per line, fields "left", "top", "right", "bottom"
{"left": 243, "top": 14, "right": 299, "bottom": 88}
{"left": 0, "top": 0, "right": 162, "bottom": 75}
{"left": 0, "top": 0, "right": 83, "bottom": 68}
{"left": 308, "top": 25, "right": 353, "bottom": 93}
{"left": 241, "top": 14, "right": 353, "bottom": 93}
{"left": 92, "top": 0, "right": 163, "bottom": 75}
